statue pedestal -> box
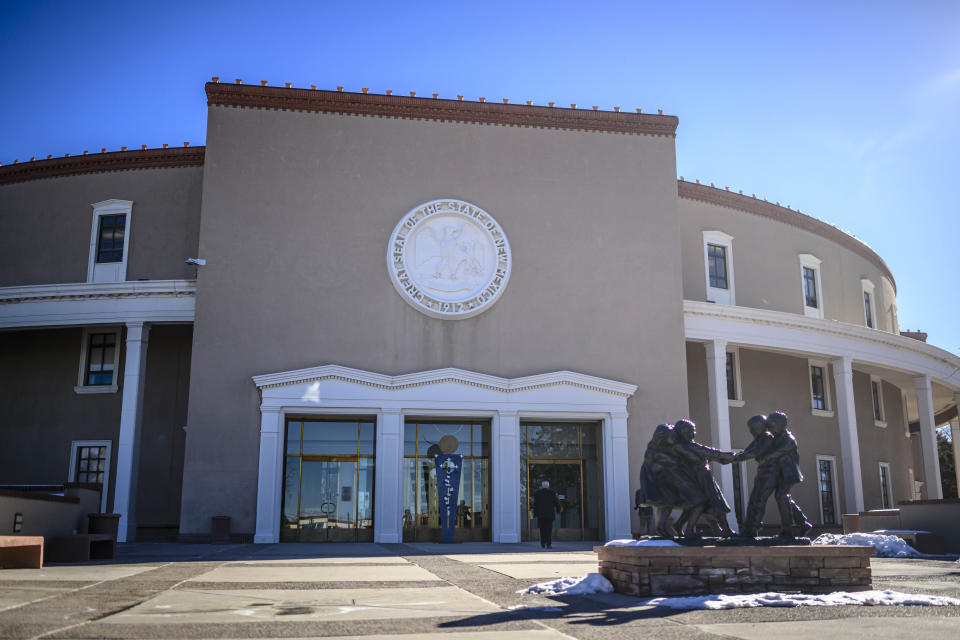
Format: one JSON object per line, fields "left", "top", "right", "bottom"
{"left": 595, "top": 544, "right": 874, "bottom": 597}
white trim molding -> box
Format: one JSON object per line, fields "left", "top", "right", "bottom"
{"left": 682, "top": 300, "right": 960, "bottom": 389}
{"left": 726, "top": 345, "right": 745, "bottom": 407}
{"left": 861, "top": 279, "right": 877, "bottom": 329}
{"left": 67, "top": 439, "right": 112, "bottom": 513}
{"left": 878, "top": 461, "right": 893, "bottom": 509}
{"left": 807, "top": 359, "right": 834, "bottom": 417}
{"left": 815, "top": 454, "right": 840, "bottom": 525}
{"left": 75, "top": 326, "right": 122, "bottom": 394}
{"left": 87, "top": 199, "right": 133, "bottom": 283}
{"left": 0, "top": 280, "right": 195, "bottom": 329}
{"left": 870, "top": 375, "right": 887, "bottom": 427}
{"left": 798, "top": 253, "right": 824, "bottom": 319}
{"left": 251, "top": 365, "right": 637, "bottom": 545}
{"left": 702, "top": 230, "right": 735, "bottom": 306}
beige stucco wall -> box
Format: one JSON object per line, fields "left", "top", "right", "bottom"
{"left": 180, "top": 105, "right": 690, "bottom": 535}
{"left": 678, "top": 197, "right": 897, "bottom": 331}
{"left": 0, "top": 167, "right": 203, "bottom": 286}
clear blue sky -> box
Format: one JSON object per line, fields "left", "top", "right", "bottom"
{"left": 2, "top": 1, "right": 958, "bottom": 354}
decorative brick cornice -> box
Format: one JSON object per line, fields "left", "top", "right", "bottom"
{"left": 678, "top": 180, "right": 896, "bottom": 291}
{"left": 205, "top": 83, "right": 679, "bottom": 137}
{"left": 0, "top": 146, "right": 205, "bottom": 186}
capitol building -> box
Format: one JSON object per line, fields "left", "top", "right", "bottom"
{"left": 2, "top": 81, "right": 958, "bottom": 544}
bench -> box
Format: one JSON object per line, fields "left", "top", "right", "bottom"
{"left": 0, "top": 535, "right": 44, "bottom": 568}
{"left": 45, "top": 533, "right": 116, "bottom": 563}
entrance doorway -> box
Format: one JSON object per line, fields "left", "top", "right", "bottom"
{"left": 521, "top": 422, "right": 603, "bottom": 541}
{"left": 402, "top": 421, "right": 491, "bottom": 542}
{"left": 280, "top": 418, "right": 375, "bottom": 542}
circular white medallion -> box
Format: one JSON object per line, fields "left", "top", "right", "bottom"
{"left": 387, "top": 199, "right": 512, "bottom": 320}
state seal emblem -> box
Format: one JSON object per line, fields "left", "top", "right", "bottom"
{"left": 387, "top": 199, "right": 512, "bottom": 319}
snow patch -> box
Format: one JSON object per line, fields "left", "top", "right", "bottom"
{"left": 519, "top": 573, "right": 614, "bottom": 595}
{"left": 812, "top": 532, "right": 921, "bottom": 558}
{"left": 508, "top": 604, "right": 563, "bottom": 612}
{"left": 604, "top": 538, "right": 682, "bottom": 547}
{"left": 638, "top": 590, "right": 960, "bottom": 609}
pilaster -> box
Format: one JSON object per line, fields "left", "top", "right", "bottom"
{"left": 113, "top": 322, "right": 150, "bottom": 542}
{"left": 704, "top": 340, "right": 738, "bottom": 531}
{"left": 374, "top": 409, "right": 403, "bottom": 543}
{"left": 831, "top": 356, "right": 864, "bottom": 514}
{"left": 913, "top": 376, "right": 943, "bottom": 499}
{"left": 493, "top": 410, "right": 521, "bottom": 543}
{"left": 254, "top": 408, "right": 283, "bottom": 543}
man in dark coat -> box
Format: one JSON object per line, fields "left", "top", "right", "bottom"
{"left": 533, "top": 480, "right": 561, "bottom": 549}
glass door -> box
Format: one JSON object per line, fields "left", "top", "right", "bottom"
{"left": 281, "top": 418, "right": 375, "bottom": 542}
{"left": 521, "top": 422, "right": 603, "bottom": 541}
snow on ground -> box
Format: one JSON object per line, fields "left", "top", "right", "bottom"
{"left": 519, "top": 573, "right": 614, "bottom": 595}
{"left": 604, "top": 539, "right": 682, "bottom": 547}
{"left": 812, "top": 532, "right": 922, "bottom": 558}
{"left": 637, "top": 590, "right": 960, "bottom": 609}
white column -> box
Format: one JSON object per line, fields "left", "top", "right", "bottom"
{"left": 604, "top": 412, "right": 632, "bottom": 541}
{"left": 704, "top": 340, "right": 738, "bottom": 531}
{"left": 492, "top": 410, "right": 521, "bottom": 543}
{"left": 831, "top": 356, "right": 864, "bottom": 514}
{"left": 950, "top": 411, "right": 960, "bottom": 499}
{"left": 374, "top": 409, "right": 403, "bottom": 543}
{"left": 113, "top": 322, "right": 150, "bottom": 542}
{"left": 254, "top": 408, "right": 283, "bottom": 543}
{"left": 914, "top": 375, "right": 943, "bottom": 499}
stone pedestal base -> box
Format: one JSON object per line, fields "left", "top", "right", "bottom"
{"left": 596, "top": 544, "right": 874, "bottom": 597}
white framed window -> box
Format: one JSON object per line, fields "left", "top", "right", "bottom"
{"left": 87, "top": 199, "right": 133, "bottom": 283}
{"left": 702, "top": 230, "right": 735, "bottom": 305}
{"left": 808, "top": 359, "right": 834, "bottom": 417}
{"left": 878, "top": 461, "right": 893, "bottom": 509}
{"left": 68, "top": 440, "right": 112, "bottom": 512}
{"left": 816, "top": 455, "right": 840, "bottom": 525}
{"left": 75, "top": 326, "right": 122, "bottom": 394}
{"left": 726, "top": 347, "right": 744, "bottom": 407}
{"left": 861, "top": 279, "right": 877, "bottom": 329}
{"left": 798, "top": 253, "right": 824, "bottom": 319}
{"left": 870, "top": 375, "right": 886, "bottom": 427}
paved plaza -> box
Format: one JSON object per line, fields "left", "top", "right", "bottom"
{"left": 1, "top": 542, "right": 958, "bottom": 639}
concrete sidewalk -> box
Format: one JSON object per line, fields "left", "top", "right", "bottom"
{"left": 0, "top": 541, "right": 957, "bottom": 639}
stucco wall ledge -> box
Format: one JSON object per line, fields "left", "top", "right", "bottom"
{"left": 0, "top": 279, "right": 196, "bottom": 328}
{"left": 683, "top": 300, "right": 960, "bottom": 391}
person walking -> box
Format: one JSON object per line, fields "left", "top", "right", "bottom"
{"left": 533, "top": 480, "right": 561, "bottom": 549}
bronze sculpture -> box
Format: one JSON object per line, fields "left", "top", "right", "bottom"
{"left": 636, "top": 412, "right": 810, "bottom": 540}
{"left": 636, "top": 420, "right": 734, "bottom": 538}
{"left": 733, "top": 412, "right": 812, "bottom": 538}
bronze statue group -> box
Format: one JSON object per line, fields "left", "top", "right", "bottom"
{"left": 636, "top": 412, "right": 813, "bottom": 539}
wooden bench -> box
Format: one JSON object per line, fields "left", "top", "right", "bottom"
{"left": 0, "top": 535, "right": 44, "bottom": 568}
{"left": 45, "top": 533, "right": 116, "bottom": 563}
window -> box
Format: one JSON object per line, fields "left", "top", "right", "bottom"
{"left": 68, "top": 440, "right": 112, "bottom": 512}
{"left": 861, "top": 279, "right": 877, "bottom": 329}
{"left": 725, "top": 348, "right": 744, "bottom": 407}
{"left": 87, "top": 199, "right": 133, "bottom": 283}
{"left": 878, "top": 462, "right": 893, "bottom": 509}
{"left": 708, "top": 245, "right": 728, "bottom": 289}
{"left": 702, "top": 231, "right": 735, "bottom": 305}
{"left": 808, "top": 360, "right": 833, "bottom": 416}
{"left": 871, "top": 376, "right": 886, "bottom": 426}
{"left": 816, "top": 455, "right": 839, "bottom": 525}
{"left": 75, "top": 327, "right": 121, "bottom": 394}
{"left": 798, "top": 254, "right": 823, "bottom": 319}
{"left": 96, "top": 215, "right": 126, "bottom": 263}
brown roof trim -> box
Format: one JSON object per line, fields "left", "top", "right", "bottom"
{"left": 0, "top": 146, "right": 205, "bottom": 186}
{"left": 678, "top": 180, "right": 896, "bottom": 292}
{"left": 205, "top": 83, "right": 679, "bottom": 137}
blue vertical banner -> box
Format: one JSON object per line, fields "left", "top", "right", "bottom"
{"left": 434, "top": 454, "right": 463, "bottom": 543}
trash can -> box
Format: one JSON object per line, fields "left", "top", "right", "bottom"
{"left": 211, "top": 516, "right": 231, "bottom": 544}
{"left": 88, "top": 513, "right": 121, "bottom": 537}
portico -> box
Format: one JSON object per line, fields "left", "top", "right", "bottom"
{"left": 251, "top": 365, "right": 637, "bottom": 544}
